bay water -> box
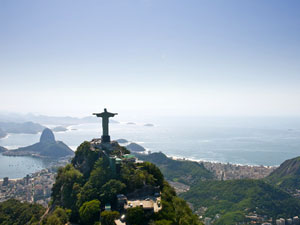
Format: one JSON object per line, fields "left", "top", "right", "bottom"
{"left": 1, "top": 116, "right": 300, "bottom": 178}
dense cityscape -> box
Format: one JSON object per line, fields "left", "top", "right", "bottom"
{"left": 0, "top": 159, "right": 69, "bottom": 207}
{"left": 202, "top": 161, "right": 276, "bottom": 180}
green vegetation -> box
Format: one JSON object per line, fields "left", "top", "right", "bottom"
{"left": 134, "top": 151, "right": 300, "bottom": 224}
{"left": 181, "top": 179, "right": 300, "bottom": 224}
{"left": 266, "top": 156, "right": 300, "bottom": 193}
{"left": 100, "top": 211, "right": 120, "bottom": 225}
{"left": 5, "top": 138, "right": 300, "bottom": 225}
{"left": 134, "top": 152, "right": 213, "bottom": 184}
{"left": 51, "top": 163, "right": 83, "bottom": 220}
{"left": 155, "top": 182, "right": 200, "bottom": 225}
{"left": 71, "top": 141, "right": 100, "bottom": 177}
{"left": 79, "top": 199, "right": 101, "bottom": 224}
{"left": 214, "top": 211, "right": 244, "bottom": 225}
{"left": 42, "top": 207, "right": 70, "bottom": 225}
{"left": 126, "top": 207, "right": 145, "bottom": 225}
{"left": 49, "top": 141, "right": 201, "bottom": 225}
{"left": 0, "top": 199, "right": 45, "bottom": 225}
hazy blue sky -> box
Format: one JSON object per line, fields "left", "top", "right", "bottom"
{"left": 1, "top": 0, "right": 300, "bottom": 118}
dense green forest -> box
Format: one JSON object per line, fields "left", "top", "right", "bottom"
{"left": 134, "top": 152, "right": 213, "bottom": 184}
{"left": 135, "top": 151, "right": 300, "bottom": 224}
{"left": 47, "top": 141, "right": 201, "bottom": 225}
{"left": 181, "top": 179, "right": 300, "bottom": 224}
{"left": 0, "top": 199, "right": 45, "bottom": 225}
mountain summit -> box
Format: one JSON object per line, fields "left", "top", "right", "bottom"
{"left": 44, "top": 139, "right": 200, "bottom": 225}
{"left": 40, "top": 128, "right": 56, "bottom": 144}
{"left": 3, "top": 128, "right": 74, "bottom": 158}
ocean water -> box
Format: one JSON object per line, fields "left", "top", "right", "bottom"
{"left": 1, "top": 116, "right": 300, "bottom": 178}
{"left": 0, "top": 155, "right": 51, "bottom": 179}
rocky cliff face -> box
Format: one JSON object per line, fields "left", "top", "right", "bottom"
{"left": 40, "top": 128, "right": 56, "bottom": 144}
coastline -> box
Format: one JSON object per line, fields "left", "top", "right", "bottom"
{"left": 0, "top": 149, "right": 277, "bottom": 181}
{"left": 165, "top": 153, "right": 277, "bottom": 180}
{"left": 0, "top": 178, "right": 22, "bottom": 182}
{"left": 120, "top": 139, "right": 279, "bottom": 168}
{"left": 0, "top": 134, "right": 9, "bottom": 140}
{"left": 168, "top": 154, "right": 278, "bottom": 168}
{"left": 134, "top": 151, "right": 277, "bottom": 180}
{"left": 2, "top": 121, "right": 300, "bottom": 167}
{"left": 0, "top": 152, "right": 71, "bottom": 180}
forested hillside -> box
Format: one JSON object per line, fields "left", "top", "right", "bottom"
{"left": 0, "top": 199, "right": 45, "bottom": 225}
{"left": 45, "top": 141, "right": 201, "bottom": 225}
{"left": 134, "top": 152, "right": 213, "bottom": 184}
{"left": 266, "top": 156, "right": 300, "bottom": 193}
{"left": 181, "top": 179, "right": 300, "bottom": 224}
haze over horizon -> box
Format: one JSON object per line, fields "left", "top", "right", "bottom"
{"left": 1, "top": 0, "right": 300, "bottom": 118}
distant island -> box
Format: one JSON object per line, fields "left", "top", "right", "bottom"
{"left": 126, "top": 142, "right": 146, "bottom": 152}
{"left": 2, "top": 108, "right": 300, "bottom": 224}
{"left": 3, "top": 128, "right": 74, "bottom": 158}
{"left": 116, "top": 139, "right": 146, "bottom": 152}
{"left": 144, "top": 123, "right": 154, "bottom": 127}
{"left": 116, "top": 138, "right": 129, "bottom": 144}
{"left": 0, "top": 112, "right": 119, "bottom": 126}
{"left": 0, "top": 146, "right": 7, "bottom": 153}
{"left": 0, "top": 121, "right": 45, "bottom": 139}
{"left": 52, "top": 126, "right": 68, "bottom": 132}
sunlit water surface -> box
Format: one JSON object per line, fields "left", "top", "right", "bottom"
{"left": 1, "top": 116, "right": 300, "bottom": 178}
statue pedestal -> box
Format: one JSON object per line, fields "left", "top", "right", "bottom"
{"left": 101, "top": 135, "right": 111, "bottom": 143}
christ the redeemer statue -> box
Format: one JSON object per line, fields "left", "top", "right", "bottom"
{"left": 93, "top": 108, "right": 118, "bottom": 143}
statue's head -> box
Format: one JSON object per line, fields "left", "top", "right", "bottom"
{"left": 104, "top": 108, "right": 107, "bottom": 112}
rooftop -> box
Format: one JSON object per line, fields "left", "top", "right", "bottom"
{"left": 124, "top": 197, "right": 161, "bottom": 213}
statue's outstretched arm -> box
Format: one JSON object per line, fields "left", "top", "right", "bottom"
{"left": 93, "top": 113, "right": 104, "bottom": 117}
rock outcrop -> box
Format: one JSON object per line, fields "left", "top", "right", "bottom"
{"left": 40, "top": 128, "right": 56, "bottom": 143}
{"left": 52, "top": 126, "right": 68, "bottom": 132}
{"left": 3, "top": 128, "right": 74, "bottom": 158}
